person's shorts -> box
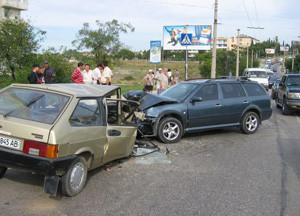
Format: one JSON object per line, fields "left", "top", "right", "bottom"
{"left": 145, "top": 85, "right": 153, "bottom": 91}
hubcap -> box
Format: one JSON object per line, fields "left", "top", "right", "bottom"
{"left": 162, "top": 122, "right": 180, "bottom": 141}
{"left": 246, "top": 115, "right": 258, "bottom": 132}
{"left": 70, "top": 163, "right": 85, "bottom": 190}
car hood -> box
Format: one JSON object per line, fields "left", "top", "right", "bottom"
{"left": 248, "top": 77, "right": 269, "bottom": 85}
{"left": 139, "top": 93, "right": 178, "bottom": 111}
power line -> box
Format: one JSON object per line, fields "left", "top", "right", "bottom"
{"left": 241, "top": 0, "right": 256, "bottom": 38}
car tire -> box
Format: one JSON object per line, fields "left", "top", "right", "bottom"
{"left": 61, "top": 156, "right": 87, "bottom": 197}
{"left": 282, "top": 99, "right": 291, "bottom": 115}
{"left": 157, "top": 117, "right": 183, "bottom": 143}
{"left": 0, "top": 166, "right": 7, "bottom": 179}
{"left": 240, "top": 112, "right": 259, "bottom": 134}
{"left": 276, "top": 98, "right": 281, "bottom": 108}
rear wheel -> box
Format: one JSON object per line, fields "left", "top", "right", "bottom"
{"left": 157, "top": 117, "right": 183, "bottom": 143}
{"left": 0, "top": 166, "right": 7, "bottom": 179}
{"left": 240, "top": 112, "right": 259, "bottom": 134}
{"left": 61, "top": 156, "right": 87, "bottom": 197}
{"left": 282, "top": 99, "right": 291, "bottom": 115}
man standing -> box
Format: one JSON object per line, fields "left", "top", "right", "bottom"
{"left": 143, "top": 69, "right": 154, "bottom": 92}
{"left": 71, "top": 62, "right": 84, "bottom": 84}
{"left": 101, "top": 61, "right": 113, "bottom": 85}
{"left": 44, "top": 61, "right": 54, "bottom": 84}
{"left": 82, "top": 64, "right": 93, "bottom": 84}
{"left": 93, "top": 63, "right": 103, "bottom": 84}
{"left": 155, "top": 68, "right": 163, "bottom": 94}
{"left": 29, "top": 64, "right": 40, "bottom": 84}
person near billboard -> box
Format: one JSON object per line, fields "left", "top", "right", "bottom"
{"left": 143, "top": 69, "right": 154, "bottom": 92}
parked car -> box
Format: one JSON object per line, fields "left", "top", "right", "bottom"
{"left": 276, "top": 74, "right": 300, "bottom": 114}
{"left": 271, "top": 79, "right": 281, "bottom": 99}
{"left": 0, "top": 84, "right": 139, "bottom": 196}
{"left": 243, "top": 68, "right": 269, "bottom": 90}
{"left": 136, "top": 79, "right": 272, "bottom": 143}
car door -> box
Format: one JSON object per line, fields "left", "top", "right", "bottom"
{"left": 102, "top": 98, "right": 138, "bottom": 164}
{"left": 187, "top": 84, "right": 222, "bottom": 128}
{"left": 220, "top": 83, "right": 249, "bottom": 124}
{"left": 277, "top": 76, "right": 286, "bottom": 105}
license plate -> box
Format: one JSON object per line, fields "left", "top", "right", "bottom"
{"left": 0, "top": 136, "right": 21, "bottom": 150}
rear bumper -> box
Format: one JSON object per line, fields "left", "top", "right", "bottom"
{"left": 286, "top": 99, "right": 300, "bottom": 110}
{"left": 261, "top": 109, "right": 272, "bottom": 121}
{"left": 0, "top": 148, "right": 77, "bottom": 176}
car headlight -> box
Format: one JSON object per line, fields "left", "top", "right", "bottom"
{"left": 287, "top": 93, "right": 300, "bottom": 99}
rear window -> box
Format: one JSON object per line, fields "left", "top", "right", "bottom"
{"left": 0, "top": 88, "right": 70, "bottom": 124}
{"left": 243, "top": 83, "right": 266, "bottom": 96}
{"left": 221, "top": 83, "right": 246, "bottom": 99}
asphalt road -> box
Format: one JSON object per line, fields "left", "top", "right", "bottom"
{"left": 1, "top": 98, "right": 300, "bottom": 216}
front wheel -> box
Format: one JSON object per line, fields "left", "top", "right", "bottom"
{"left": 240, "top": 112, "right": 259, "bottom": 134}
{"left": 0, "top": 166, "right": 7, "bottom": 179}
{"left": 157, "top": 117, "right": 183, "bottom": 143}
{"left": 61, "top": 156, "right": 87, "bottom": 197}
{"left": 282, "top": 99, "right": 291, "bottom": 115}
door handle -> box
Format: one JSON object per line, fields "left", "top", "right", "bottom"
{"left": 243, "top": 101, "right": 249, "bottom": 104}
{"left": 215, "top": 104, "right": 222, "bottom": 107}
{"left": 108, "top": 130, "right": 121, "bottom": 136}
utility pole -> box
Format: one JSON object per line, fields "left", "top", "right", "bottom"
{"left": 211, "top": 0, "right": 218, "bottom": 79}
{"left": 236, "top": 29, "right": 240, "bottom": 78}
{"left": 292, "top": 48, "right": 295, "bottom": 71}
{"left": 251, "top": 49, "right": 254, "bottom": 67}
{"left": 246, "top": 45, "right": 249, "bottom": 68}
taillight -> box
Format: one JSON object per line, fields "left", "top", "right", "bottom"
{"left": 23, "top": 140, "right": 58, "bottom": 158}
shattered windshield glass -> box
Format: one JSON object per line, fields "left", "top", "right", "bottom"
{"left": 161, "top": 83, "right": 198, "bottom": 102}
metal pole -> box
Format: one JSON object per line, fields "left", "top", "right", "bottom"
{"left": 186, "top": 46, "right": 188, "bottom": 80}
{"left": 211, "top": 0, "right": 218, "bottom": 79}
{"left": 292, "top": 48, "right": 295, "bottom": 71}
{"left": 246, "top": 45, "right": 249, "bottom": 68}
{"left": 283, "top": 49, "right": 286, "bottom": 72}
{"left": 251, "top": 49, "right": 254, "bottom": 67}
{"left": 236, "top": 29, "right": 240, "bottom": 78}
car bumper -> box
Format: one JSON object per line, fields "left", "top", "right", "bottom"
{"left": 261, "top": 109, "right": 272, "bottom": 121}
{"left": 286, "top": 99, "right": 300, "bottom": 110}
{"left": 0, "top": 148, "right": 77, "bottom": 176}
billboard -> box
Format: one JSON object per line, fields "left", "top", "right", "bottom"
{"left": 265, "top": 48, "right": 275, "bottom": 54}
{"left": 163, "top": 25, "right": 212, "bottom": 50}
{"left": 280, "top": 46, "right": 290, "bottom": 52}
{"left": 150, "top": 41, "right": 161, "bottom": 64}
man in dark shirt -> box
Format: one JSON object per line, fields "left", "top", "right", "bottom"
{"left": 29, "top": 64, "right": 40, "bottom": 84}
{"left": 44, "top": 61, "right": 54, "bottom": 84}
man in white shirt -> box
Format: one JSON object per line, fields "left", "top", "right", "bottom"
{"left": 82, "top": 64, "right": 93, "bottom": 84}
{"left": 93, "top": 63, "right": 103, "bottom": 85}
{"left": 101, "top": 61, "right": 113, "bottom": 85}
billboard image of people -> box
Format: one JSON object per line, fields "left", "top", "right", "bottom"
{"left": 163, "top": 25, "right": 212, "bottom": 50}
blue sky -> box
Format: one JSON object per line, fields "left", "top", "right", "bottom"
{"left": 22, "top": 0, "right": 300, "bottom": 51}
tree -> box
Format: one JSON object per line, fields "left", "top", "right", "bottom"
{"left": 0, "top": 19, "right": 45, "bottom": 80}
{"left": 72, "top": 19, "right": 135, "bottom": 64}
{"left": 116, "top": 49, "right": 135, "bottom": 60}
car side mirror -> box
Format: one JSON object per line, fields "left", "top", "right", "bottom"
{"left": 190, "top": 96, "right": 202, "bottom": 103}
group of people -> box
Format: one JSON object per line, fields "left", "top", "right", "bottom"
{"left": 143, "top": 68, "right": 179, "bottom": 94}
{"left": 71, "top": 61, "right": 113, "bottom": 85}
{"left": 29, "top": 61, "right": 56, "bottom": 84}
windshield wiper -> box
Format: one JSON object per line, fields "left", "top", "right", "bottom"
{"left": 3, "top": 94, "right": 45, "bottom": 118}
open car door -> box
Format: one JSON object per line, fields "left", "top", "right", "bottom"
{"left": 103, "top": 98, "right": 139, "bottom": 163}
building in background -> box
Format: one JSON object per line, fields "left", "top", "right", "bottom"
{"left": 216, "top": 35, "right": 259, "bottom": 51}
{"left": 0, "top": 0, "right": 28, "bottom": 19}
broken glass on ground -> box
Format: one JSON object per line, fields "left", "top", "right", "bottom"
{"left": 135, "top": 148, "right": 171, "bottom": 165}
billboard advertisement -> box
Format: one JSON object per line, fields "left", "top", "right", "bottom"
{"left": 163, "top": 25, "right": 212, "bottom": 50}
{"left": 265, "top": 48, "right": 275, "bottom": 54}
{"left": 150, "top": 41, "right": 161, "bottom": 64}
{"left": 280, "top": 46, "right": 290, "bottom": 52}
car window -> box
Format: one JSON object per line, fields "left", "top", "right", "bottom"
{"left": 194, "top": 84, "right": 218, "bottom": 101}
{"left": 70, "top": 99, "right": 100, "bottom": 126}
{"left": 0, "top": 88, "right": 70, "bottom": 124}
{"left": 243, "top": 83, "right": 266, "bottom": 96}
{"left": 160, "top": 83, "right": 198, "bottom": 102}
{"left": 221, "top": 83, "right": 246, "bottom": 99}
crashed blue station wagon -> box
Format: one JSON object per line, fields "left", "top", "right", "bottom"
{"left": 132, "top": 79, "right": 272, "bottom": 143}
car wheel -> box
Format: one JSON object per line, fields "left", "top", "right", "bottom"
{"left": 157, "top": 117, "right": 183, "bottom": 143}
{"left": 276, "top": 98, "right": 281, "bottom": 108}
{"left": 61, "top": 156, "right": 87, "bottom": 197}
{"left": 0, "top": 166, "right": 7, "bottom": 179}
{"left": 240, "top": 112, "right": 259, "bottom": 134}
{"left": 282, "top": 99, "right": 291, "bottom": 115}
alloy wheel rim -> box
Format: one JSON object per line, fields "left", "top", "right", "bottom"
{"left": 162, "top": 122, "right": 180, "bottom": 141}
{"left": 246, "top": 115, "right": 258, "bottom": 132}
{"left": 70, "top": 163, "right": 85, "bottom": 190}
